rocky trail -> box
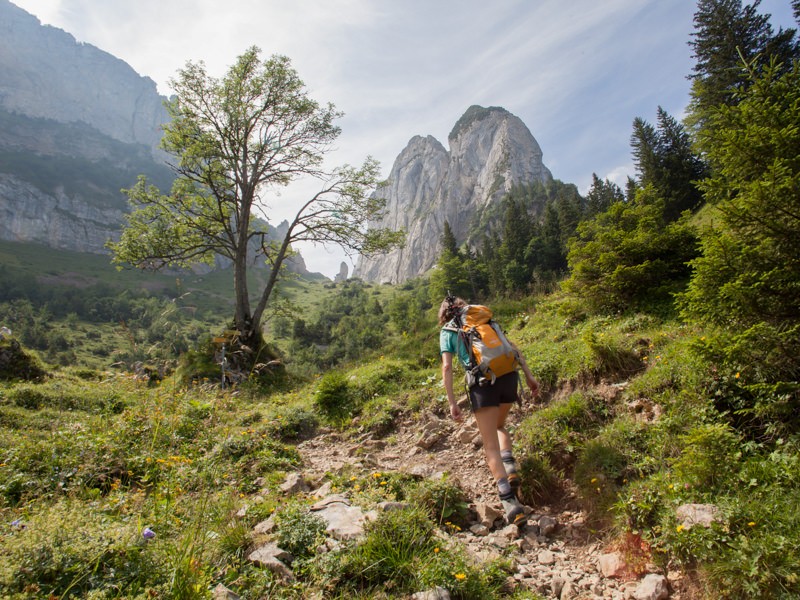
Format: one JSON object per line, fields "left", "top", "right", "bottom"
{"left": 224, "top": 395, "right": 694, "bottom": 600}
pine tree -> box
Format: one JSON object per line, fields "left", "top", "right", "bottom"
{"left": 688, "top": 0, "right": 798, "bottom": 130}
{"left": 630, "top": 107, "right": 706, "bottom": 220}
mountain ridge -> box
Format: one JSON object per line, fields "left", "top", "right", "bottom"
{"left": 354, "top": 105, "right": 552, "bottom": 284}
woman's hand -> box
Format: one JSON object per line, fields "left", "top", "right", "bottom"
{"left": 526, "top": 373, "right": 540, "bottom": 398}
{"left": 450, "top": 401, "right": 464, "bottom": 422}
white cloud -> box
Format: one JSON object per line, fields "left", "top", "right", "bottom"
{"left": 10, "top": 0, "right": 798, "bottom": 276}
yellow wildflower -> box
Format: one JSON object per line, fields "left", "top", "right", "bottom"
{"left": 676, "top": 525, "right": 685, "bottom": 532}
{"left": 748, "top": 521, "right": 756, "bottom": 527}
{"left": 454, "top": 573, "right": 466, "bottom": 581}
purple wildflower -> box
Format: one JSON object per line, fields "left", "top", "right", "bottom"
{"left": 142, "top": 527, "right": 156, "bottom": 540}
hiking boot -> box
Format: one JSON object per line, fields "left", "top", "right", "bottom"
{"left": 501, "top": 496, "right": 526, "bottom": 526}
{"left": 507, "top": 472, "right": 521, "bottom": 499}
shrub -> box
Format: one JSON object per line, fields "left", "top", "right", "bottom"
{"left": 313, "top": 371, "right": 355, "bottom": 421}
{"left": 264, "top": 406, "right": 319, "bottom": 442}
{"left": 517, "top": 454, "right": 562, "bottom": 506}
{"left": 670, "top": 423, "right": 740, "bottom": 492}
{"left": 408, "top": 475, "right": 469, "bottom": 527}
{"left": 323, "top": 506, "right": 436, "bottom": 594}
{"left": 272, "top": 501, "right": 327, "bottom": 560}
{"left": 4, "top": 379, "right": 125, "bottom": 413}
{"left": 574, "top": 439, "right": 628, "bottom": 525}
{"left": 0, "top": 338, "right": 47, "bottom": 381}
{"left": 515, "top": 390, "right": 609, "bottom": 473}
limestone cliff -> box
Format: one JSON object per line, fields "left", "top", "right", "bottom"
{"left": 0, "top": 0, "right": 168, "bottom": 152}
{"left": 353, "top": 106, "right": 552, "bottom": 284}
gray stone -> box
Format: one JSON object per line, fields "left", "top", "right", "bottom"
{"left": 247, "top": 544, "right": 295, "bottom": 582}
{"left": 411, "top": 586, "right": 451, "bottom": 600}
{"left": 310, "top": 495, "right": 368, "bottom": 540}
{"left": 633, "top": 574, "right": 670, "bottom": 600}
{"left": 538, "top": 515, "right": 558, "bottom": 536}
{"left": 280, "top": 472, "right": 309, "bottom": 494}
{"left": 538, "top": 550, "right": 556, "bottom": 565}
{"left": 212, "top": 583, "right": 240, "bottom": 600}
{"left": 676, "top": 503, "right": 721, "bottom": 529}
{"left": 474, "top": 502, "right": 504, "bottom": 527}
{"left": 598, "top": 551, "right": 626, "bottom": 578}
{"left": 469, "top": 523, "right": 490, "bottom": 536}
{"left": 248, "top": 542, "right": 292, "bottom": 564}
{"left": 252, "top": 514, "right": 277, "bottom": 536}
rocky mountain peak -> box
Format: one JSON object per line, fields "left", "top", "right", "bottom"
{"left": 0, "top": 0, "right": 168, "bottom": 154}
{"left": 353, "top": 105, "right": 552, "bottom": 284}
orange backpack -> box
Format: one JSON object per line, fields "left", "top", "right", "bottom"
{"left": 454, "top": 305, "right": 519, "bottom": 386}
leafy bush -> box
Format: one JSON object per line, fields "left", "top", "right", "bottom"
{"left": 670, "top": 423, "right": 740, "bottom": 491}
{"left": 264, "top": 406, "right": 319, "bottom": 441}
{"left": 564, "top": 188, "right": 697, "bottom": 313}
{"left": 0, "top": 338, "right": 46, "bottom": 382}
{"left": 517, "top": 454, "right": 562, "bottom": 506}
{"left": 515, "top": 390, "right": 609, "bottom": 473}
{"left": 322, "top": 506, "right": 436, "bottom": 593}
{"left": 4, "top": 379, "right": 125, "bottom": 413}
{"left": 272, "top": 501, "right": 327, "bottom": 560}
{"left": 313, "top": 371, "right": 355, "bottom": 421}
{"left": 408, "top": 475, "right": 469, "bottom": 527}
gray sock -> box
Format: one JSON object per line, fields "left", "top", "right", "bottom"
{"left": 497, "top": 477, "right": 513, "bottom": 499}
{"left": 501, "top": 450, "right": 517, "bottom": 474}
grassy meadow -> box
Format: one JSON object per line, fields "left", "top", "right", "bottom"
{"left": 1, "top": 261, "right": 799, "bottom": 598}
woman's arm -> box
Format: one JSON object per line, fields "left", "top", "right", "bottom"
{"left": 512, "top": 344, "right": 540, "bottom": 398}
{"left": 441, "top": 351, "right": 464, "bottom": 421}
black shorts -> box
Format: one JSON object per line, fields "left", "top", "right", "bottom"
{"left": 469, "top": 371, "right": 519, "bottom": 411}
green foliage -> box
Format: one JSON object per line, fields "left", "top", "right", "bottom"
{"left": 687, "top": 0, "right": 799, "bottom": 130}
{"left": 407, "top": 475, "right": 470, "bottom": 527}
{"left": 110, "top": 47, "right": 402, "bottom": 348}
{"left": 564, "top": 187, "right": 698, "bottom": 313}
{"left": 517, "top": 454, "right": 562, "bottom": 506}
{"left": 0, "top": 499, "right": 159, "bottom": 598}
{"left": 3, "top": 377, "right": 125, "bottom": 413}
{"left": 316, "top": 505, "right": 511, "bottom": 599}
{"left": 323, "top": 506, "right": 436, "bottom": 593}
{"left": 515, "top": 390, "right": 610, "bottom": 477}
{"left": 630, "top": 107, "right": 706, "bottom": 220}
{"left": 0, "top": 338, "right": 46, "bottom": 381}
{"left": 582, "top": 327, "right": 645, "bottom": 380}
{"left": 313, "top": 371, "right": 355, "bottom": 421}
{"left": 681, "top": 60, "right": 800, "bottom": 383}
{"left": 272, "top": 501, "right": 327, "bottom": 560}
{"left": 574, "top": 418, "right": 650, "bottom": 526}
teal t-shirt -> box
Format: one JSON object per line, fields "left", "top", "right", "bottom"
{"left": 439, "top": 324, "right": 470, "bottom": 369}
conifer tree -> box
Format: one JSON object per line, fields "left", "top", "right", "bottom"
{"left": 688, "top": 0, "right": 798, "bottom": 130}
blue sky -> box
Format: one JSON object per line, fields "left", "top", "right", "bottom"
{"left": 11, "top": 0, "right": 799, "bottom": 277}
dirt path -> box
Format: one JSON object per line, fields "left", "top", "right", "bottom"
{"left": 295, "top": 397, "right": 691, "bottom": 599}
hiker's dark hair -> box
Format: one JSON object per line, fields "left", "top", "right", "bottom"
{"left": 438, "top": 295, "right": 467, "bottom": 326}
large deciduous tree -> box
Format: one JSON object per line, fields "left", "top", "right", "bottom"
{"left": 110, "top": 48, "right": 402, "bottom": 356}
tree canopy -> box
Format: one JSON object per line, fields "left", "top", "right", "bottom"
{"left": 110, "top": 47, "right": 403, "bottom": 354}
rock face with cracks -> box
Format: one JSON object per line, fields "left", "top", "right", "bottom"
{"left": 354, "top": 105, "right": 553, "bottom": 284}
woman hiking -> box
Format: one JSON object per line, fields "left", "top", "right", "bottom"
{"left": 438, "top": 295, "right": 540, "bottom": 525}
